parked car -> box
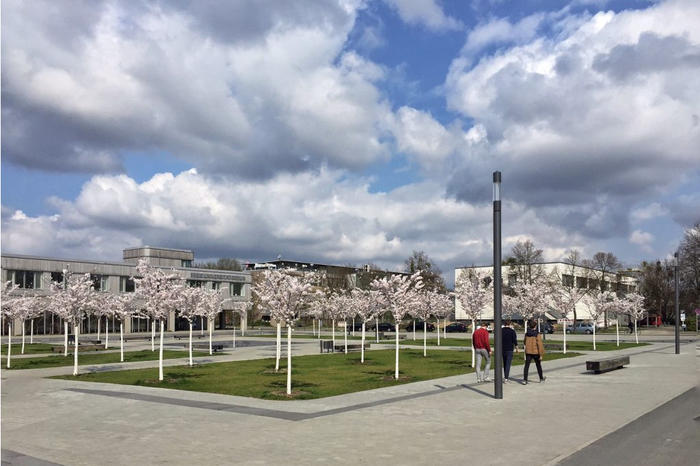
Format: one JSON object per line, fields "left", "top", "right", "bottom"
{"left": 345, "top": 321, "right": 364, "bottom": 332}
{"left": 540, "top": 322, "right": 554, "bottom": 334}
{"left": 404, "top": 321, "right": 435, "bottom": 332}
{"left": 368, "top": 322, "right": 396, "bottom": 332}
{"left": 566, "top": 322, "right": 594, "bottom": 334}
{"left": 445, "top": 322, "right": 469, "bottom": 333}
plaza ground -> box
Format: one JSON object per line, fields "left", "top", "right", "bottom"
{"left": 1, "top": 329, "right": 698, "bottom": 465}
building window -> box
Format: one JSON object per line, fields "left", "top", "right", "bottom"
{"left": 90, "top": 274, "right": 108, "bottom": 291}
{"left": 576, "top": 277, "right": 587, "bottom": 289}
{"left": 119, "top": 276, "right": 135, "bottom": 292}
{"left": 507, "top": 274, "right": 517, "bottom": 286}
{"left": 188, "top": 280, "right": 204, "bottom": 288}
{"left": 211, "top": 282, "right": 220, "bottom": 290}
{"left": 7, "top": 270, "right": 41, "bottom": 289}
{"left": 50, "top": 272, "right": 64, "bottom": 285}
{"left": 562, "top": 274, "right": 574, "bottom": 287}
{"left": 181, "top": 260, "right": 192, "bottom": 268}
{"left": 230, "top": 282, "right": 244, "bottom": 297}
{"left": 588, "top": 279, "right": 599, "bottom": 290}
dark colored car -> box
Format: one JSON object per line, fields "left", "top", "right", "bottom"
{"left": 445, "top": 322, "right": 469, "bottom": 333}
{"left": 540, "top": 322, "right": 554, "bottom": 334}
{"left": 404, "top": 321, "right": 435, "bottom": 332}
{"left": 368, "top": 322, "right": 396, "bottom": 332}
{"left": 346, "top": 321, "right": 364, "bottom": 332}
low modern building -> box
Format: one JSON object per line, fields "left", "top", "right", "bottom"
{"left": 1, "top": 246, "right": 252, "bottom": 336}
{"left": 455, "top": 262, "right": 639, "bottom": 324}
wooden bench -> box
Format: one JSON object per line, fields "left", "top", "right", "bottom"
{"left": 586, "top": 356, "right": 630, "bottom": 374}
{"left": 190, "top": 344, "right": 225, "bottom": 353}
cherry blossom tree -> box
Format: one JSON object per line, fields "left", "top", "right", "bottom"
{"left": 332, "top": 293, "right": 355, "bottom": 354}
{"left": 515, "top": 279, "right": 551, "bottom": 333}
{"left": 112, "top": 294, "right": 141, "bottom": 362}
{"left": 371, "top": 272, "right": 423, "bottom": 379}
{"left": 253, "top": 270, "right": 288, "bottom": 371}
{"left": 134, "top": 260, "right": 184, "bottom": 381}
{"left": 411, "top": 290, "right": 435, "bottom": 357}
{"left": 455, "top": 270, "right": 491, "bottom": 368}
{"left": 175, "top": 286, "right": 205, "bottom": 365}
{"left": 230, "top": 300, "right": 252, "bottom": 349}
{"left": 48, "top": 273, "right": 96, "bottom": 375}
{"left": 254, "top": 270, "right": 315, "bottom": 395}
{"left": 551, "top": 282, "right": 587, "bottom": 353}
{"left": 583, "top": 291, "right": 616, "bottom": 350}
{"left": 201, "top": 289, "right": 225, "bottom": 355}
{"left": 350, "top": 288, "right": 384, "bottom": 363}
{"left": 622, "top": 292, "right": 646, "bottom": 344}
{"left": 428, "top": 292, "right": 452, "bottom": 347}
{"left": 2, "top": 282, "right": 21, "bottom": 368}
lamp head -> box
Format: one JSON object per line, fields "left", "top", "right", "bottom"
{"left": 493, "top": 171, "right": 501, "bottom": 201}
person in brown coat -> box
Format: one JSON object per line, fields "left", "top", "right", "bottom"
{"left": 523, "top": 320, "right": 546, "bottom": 385}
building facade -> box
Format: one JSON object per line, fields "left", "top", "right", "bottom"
{"left": 1, "top": 247, "right": 251, "bottom": 336}
{"left": 455, "top": 262, "right": 639, "bottom": 324}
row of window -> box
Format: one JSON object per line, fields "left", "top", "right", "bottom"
{"left": 5, "top": 270, "right": 244, "bottom": 296}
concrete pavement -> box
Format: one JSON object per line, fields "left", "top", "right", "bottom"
{"left": 1, "top": 338, "right": 697, "bottom": 465}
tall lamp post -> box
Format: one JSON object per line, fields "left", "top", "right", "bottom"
{"left": 493, "top": 171, "right": 503, "bottom": 399}
{"left": 674, "top": 252, "right": 679, "bottom": 355}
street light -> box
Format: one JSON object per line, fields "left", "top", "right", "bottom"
{"left": 493, "top": 171, "right": 503, "bottom": 399}
{"left": 674, "top": 252, "right": 679, "bottom": 355}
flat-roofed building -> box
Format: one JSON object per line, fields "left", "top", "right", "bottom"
{"left": 1, "top": 247, "right": 251, "bottom": 336}
{"left": 454, "top": 262, "right": 639, "bottom": 325}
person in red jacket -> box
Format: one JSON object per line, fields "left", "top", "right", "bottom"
{"left": 472, "top": 322, "right": 491, "bottom": 383}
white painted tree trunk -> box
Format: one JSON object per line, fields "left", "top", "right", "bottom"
{"left": 593, "top": 324, "right": 596, "bottom": 351}
{"left": 200, "top": 316, "right": 204, "bottom": 336}
{"left": 105, "top": 320, "right": 109, "bottom": 349}
{"left": 21, "top": 320, "right": 26, "bottom": 354}
{"left": 120, "top": 322, "right": 124, "bottom": 362}
{"left": 73, "top": 323, "right": 80, "bottom": 376}
{"left": 97, "top": 318, "right": 101, "bottom": 342}
{"left": 232, "top": 325, "right": 236, "bottom": 349}
{"left": 318, "top": 319, "right": 321, "bottom": 339}
{"left": 158, "top": 320, "right": 164, "bottom": 381}
{"left": 6, "top": 324, "right": 11, "bottom": 369}
{"left": 275, "top": 322, "right": 281, "bottom": 371}
{"left": 634, "top": 320, "right": 638, "bottom": 344}
{"left": 344, "top": 321, "right": 348, "bottom": 354}
{"left": 423, "top": 321, "right": 427, "bottom": 357}
{"left": 30, "top": 319, "right": 34, "bottom": 344}
{"left": 563, "top": 321, "right": 567, "bottom": 354}
{"left": 437, "top": 319, "right": 441, "bottom": 346}
{"left": 64, "top": 322, "right": 69, "bottom": 356}
{"left": 352, "top": 318, "right": 355, "bottom": 336}
{"left": 286, "top": 325, "right": 292, "bottom": 395}
{"left": 312, "top": 318, "right": 316, "bottom": 336}
{"left": 151, "top": 320, "right": 155, "bottom": 351}
{"left": 395, "top": 323, "right": 400, "bottom": 379}
{"left": 376, "top": 317, "right": 379, "bottom": 343}
{"left": 332, "top": 319, "right": 336, "bottom": 349}
{"left": 189, "top": 322, "right": 193, "bottom": 366}
{"left": 361, "top": 322, "right": 366, "bottom": 363}
{"left": 616, "top": 319, "right": 619, "bottom": 347}
{"left": 471, "top": 319, "right": 476, "bottom": 368}
{"left": 413, "top": 320, "right": 416, "bottom": 340}
{"left": 209, "top": 318, "right": 213, "bottom": 355}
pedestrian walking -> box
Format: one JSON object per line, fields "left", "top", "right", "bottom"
{"left": 628, "top": 319, "right": 634, "bottom": 334}
{"left": 502, "top": 320, "right": 518, "bottom": 383}
{"left": 523, "top": 320, "right": 546, "bottom": 385}
{"left": 472, "top": 322, "right": 491, "bottom": 383}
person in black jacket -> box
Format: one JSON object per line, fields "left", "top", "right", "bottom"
{"left": 501, "top": 320, "right": 519, "bottom": 383}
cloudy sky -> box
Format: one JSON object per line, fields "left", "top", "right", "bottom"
{"left": 2, "top": 0, "right": 699, "bottom": 283}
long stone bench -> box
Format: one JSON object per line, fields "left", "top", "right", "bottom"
{"left": 586, "top": 355, "right": 630, "bottom": 374}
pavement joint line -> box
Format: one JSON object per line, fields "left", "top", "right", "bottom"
{"left": 1, "top": 449, "right": 63, "bottom": 466}
{"left": 60, "top": 341, "right": 685, "bottom": 422}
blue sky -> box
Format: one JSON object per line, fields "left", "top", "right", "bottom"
{"left": 2, "top": 0, "right": 698, "bottom": 281}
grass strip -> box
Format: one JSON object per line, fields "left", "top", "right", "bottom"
{"left": 5, "top": 350, "right": 219, "bottom": 370}
{"left": 55, "top": 349, "right": 580, "bottom": 400}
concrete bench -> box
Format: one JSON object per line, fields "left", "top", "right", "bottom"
{"left": 586, "top": 355, "right": 630, "bottom": 374}
{"left": 333, "top": 343, "right": 370, "bottom": 352}
{"left": 190, "top": 343, "right": 224, "bottom": 353}
{"left": 174, "top": 334, "right": 206, "bottom": 340}
{"left": 52, "top": 344, "right": 103, "bottom": 352}
{"left": 377, "top": 332, "right": 406, "bottom": 340}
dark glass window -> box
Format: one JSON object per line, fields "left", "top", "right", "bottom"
{"left": 8, "top": 270, "right": 40, "bottom": 289}
{"left": 119, "top": 276, "right": 135, "bottom": 292}
{"left": 51, "top": 272, "right": 64, "bottom": 285}
{"left": 230, "top": 282, "right": 244, "bottom": 296}
{"left": 188, "top": 280, "right": 204, "bottom": 288}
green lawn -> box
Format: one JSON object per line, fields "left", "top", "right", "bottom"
{"left": 3, "top": 350, "right": 218, "bottom": 370}
{"left": 55, "top": 349, "right": 581, "bottom": 400}
{"left": 1, "top": 343, "right": 56, "bottom": 355}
